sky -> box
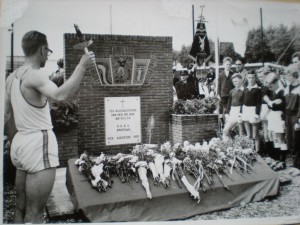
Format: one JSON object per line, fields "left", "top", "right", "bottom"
{"left": 1, "top": 0, "right": 300, "bottom": 74}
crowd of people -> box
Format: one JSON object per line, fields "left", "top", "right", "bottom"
{"left": 173, "top": 53, "right": 300, "bottom": 170}
{"left": 3, "top": 27, "right": 300, "bottom": 223}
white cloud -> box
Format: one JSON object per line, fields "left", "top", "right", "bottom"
{"left": 0, "top": 0, "right": 32, "bottom": 27}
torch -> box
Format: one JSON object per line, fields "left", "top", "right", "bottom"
{"left": 73, "top": 24, "right": 102, "bottom": 85}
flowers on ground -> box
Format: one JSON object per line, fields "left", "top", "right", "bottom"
{"left": 74, "top": 136, "right": 256, "bottom": 202}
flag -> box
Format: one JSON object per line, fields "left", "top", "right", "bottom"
{"left": 189, "top": 22, "right": 211, "bottom": 66}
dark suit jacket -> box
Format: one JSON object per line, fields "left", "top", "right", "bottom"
{"left": 175, "top": 80, "right": 197, "bottom": 100}
{"left": 217, "top": 70, "right": 234, "bottom": 97}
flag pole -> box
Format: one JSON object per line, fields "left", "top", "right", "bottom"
{"left": 260, "top": 8, "right": 264, "bottom": 66}
{"left": 215, "top": 6, "right": 219, "bottom": 96}
{"left": 192, "top": 5, "right": 195, "bottom": 38}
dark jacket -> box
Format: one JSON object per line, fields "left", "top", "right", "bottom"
{"left": 175, "top": 80, "right": 197, "bottom": 100}
{"left": 217, "top": 70, "right": 234, "bottom": 97}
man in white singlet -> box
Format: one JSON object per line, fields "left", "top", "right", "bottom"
{"left": 4, "top": 30, "right": 95, "bottom": 223}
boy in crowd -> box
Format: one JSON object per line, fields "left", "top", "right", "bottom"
{"left": 284, "top": 65, "right": 300, "bottom": 168}
{"left": 264, "top": 73, "right": 288, "bottom": 161}
{"left": 241, "top": 71, "right": 261, "bottom": 152}
{"left": 217, "top": 57, "right": 234, "bottom": 125}
{"left": 257, "top": 67, "right": 272, "bottom": 155}
{"left": 222, "top": 73, "right": 244, "bottom": 139}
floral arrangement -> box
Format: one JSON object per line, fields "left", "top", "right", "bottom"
{"left": 74, "top": 135, "right": 256, "bottom": 203}
{"left": 170, "top": 97, "right": 219, "bottom": 115}
{"left": 50, "top": 99, "right": 79, "bottom": 133}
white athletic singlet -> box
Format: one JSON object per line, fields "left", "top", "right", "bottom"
{"left": 9, "top": 66, "right": 59, "bottom": 173}
{"left": 10, "top": 67, "right": 53, "bottom": 132}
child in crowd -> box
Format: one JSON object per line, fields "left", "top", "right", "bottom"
{"left": 197, "top": 78, "right": 209, "bottom": 99}
{"left": 209, "top": 84, "right": 216, "bottom": 97}
{"left": 241, "top": 71, "right": 261, "bottom": 152}
{"left": 217, "top": 57, "right": 234, "bottom": 125}
{"left": 264, "top": 73, "right": 287, "bottom": 162}
{"left": 222, "top": 74, "right": 244, "bottom": 139}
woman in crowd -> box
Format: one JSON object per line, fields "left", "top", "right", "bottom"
{"left": 241, "top": 70, "right": 261, "bottom": 152}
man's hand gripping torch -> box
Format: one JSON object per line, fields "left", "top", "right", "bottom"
{"left": 73, "top": 24, "right": 102, "bottom": 84}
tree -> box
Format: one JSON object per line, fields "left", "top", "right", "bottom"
{"left": 290, "top": 23, "right": 300, "bottom": 52}
{"left": 244, "top": 24, "right": 300, "bottom": 65}
{"left": 244, "top": 27, "right": 275, "bottom": 63}
{"left": 269, "top": 24, "right": 295, "bottom": 65}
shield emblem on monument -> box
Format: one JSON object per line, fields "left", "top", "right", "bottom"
{"left": 111, "top": 55, "right": 134, "bottom": 84}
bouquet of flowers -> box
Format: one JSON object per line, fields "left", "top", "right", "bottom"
{"left": 170, "top": 97, "right": 219, "bottom": 115}
{"left": 50, "top": 99, "right": 78, "bottom": 133}
{"left": 74, "top": 136, "right": 256, "bottom": 203}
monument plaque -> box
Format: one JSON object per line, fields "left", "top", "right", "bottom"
{"left": 105, "top": 97, "right": 141, "bottom": 145}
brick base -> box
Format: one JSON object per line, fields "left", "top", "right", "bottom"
{"left": 171, "top": 114, "right": 218, "bottom": 144}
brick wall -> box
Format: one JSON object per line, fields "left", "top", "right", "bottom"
{"left": 64, "top": 34, "right": 173, "bottom": 156}
{"left": 171, "top": 114, "right": 218, "bottom": 144}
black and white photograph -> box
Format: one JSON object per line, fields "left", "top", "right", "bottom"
{"left": 1, "top": 0, "right": 300, "bottom": 224}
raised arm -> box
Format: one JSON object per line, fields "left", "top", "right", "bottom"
{"left": 30, "top": 52, "right": 95, "bottom": 102}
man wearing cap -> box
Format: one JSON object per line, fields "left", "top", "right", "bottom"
{"left": 175, "top": 70, "right": 196, "bottom": 100}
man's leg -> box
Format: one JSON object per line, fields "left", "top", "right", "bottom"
{"left": 244, "top": 121, "right": 251, "bottom": 138}
{"left": 222, "top": 120, "right": 237, "bottom": 139}
{"left": 286, "top": 116, "right": 294, "bottom": 153}
{"left": 14, "top": 169, "right": 27, "bottom": 223}
{"left": 24, "top": 167, "right": 56, "bottom": 223}
{"left": 252, "top": 123, "right": 260, "bottom": 152}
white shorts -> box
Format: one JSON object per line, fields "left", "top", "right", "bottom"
{"left": 228, "top": 106, "right": 242, "bottom": 123}
{"left": 260, "top": 104, "right": 270, "bottom": 121}
{"left": 242, "top": 106, "right": 260, "bottom": 123}
{"left": 267, "top": 111, "right": 284, "bottom": 133}
{"left": 11, "top": 130, "right": 59, "bottom": 173}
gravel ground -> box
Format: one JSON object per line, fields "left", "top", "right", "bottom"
{"left": 3, "top": 157, "right": 300, "bottom": 224}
